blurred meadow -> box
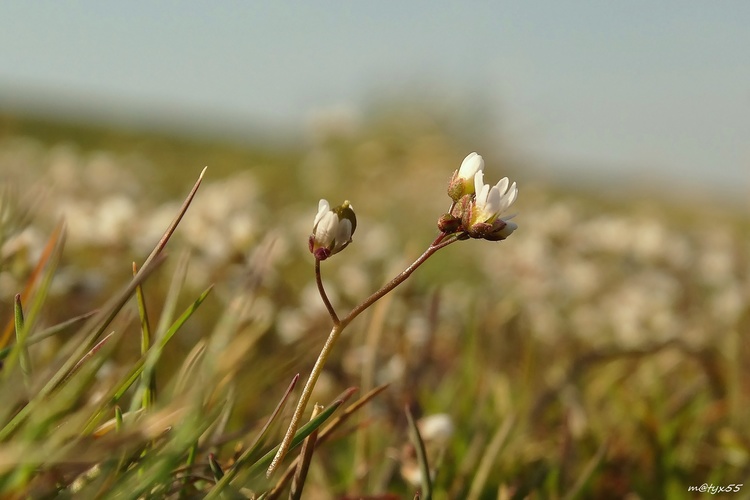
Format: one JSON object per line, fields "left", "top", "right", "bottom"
{"left": 0, "top": 102, "right": 748, "bottom": 499}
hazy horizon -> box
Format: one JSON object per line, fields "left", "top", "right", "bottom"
{"left": 0, "top": 2, "right": 747, "bottom": 203}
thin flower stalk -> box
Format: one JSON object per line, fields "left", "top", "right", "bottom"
{"left": 268, "top": 233, "right": 460, "bottom": 476}
{"left": 269, "top": 152, "right": 517, "bottom": 477}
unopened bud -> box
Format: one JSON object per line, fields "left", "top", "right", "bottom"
{"left": 309, "top": 199, "right": 357, "bottom": 261}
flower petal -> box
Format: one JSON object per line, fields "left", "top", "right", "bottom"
{"left": 458, "top": 152, "right": 484, "bottom": 179}
{"left": 494, "top": 177, "right": 509, "bottom": 196}
{"left": 473, "top": 170, "right": 485, "bottom": 199}
{"left": 314, "top": 199, "right": 330, "bottom": 227}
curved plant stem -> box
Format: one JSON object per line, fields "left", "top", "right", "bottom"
{"left": 340, "top": 233, "right": 457, "bottom": 329}
{"left": 267, "top": 233, "right": 460, "bottom": 476}
{"left": 315, "top": 258, "right": 339, "bottom": 325}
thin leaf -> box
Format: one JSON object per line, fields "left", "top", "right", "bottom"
{"left": 289, "top": 404, "right": 322, "bottom": 500}
{"left": 66, "top": 331, "right": 117, "bottom": 383}
{"left": 42, "top": 252, "right": 166, "bottom": 397}
{"left": 208, "top": 453, "right": 225, "bottom": 481}
{"left": 49, "top": 166, "right": 207, "bottom": 394}
{"left": 128, "top": 284, "right": 213, "bottom": 413}
{"left": 80, "top": 285, "right": 212, "bottom": 434}
{"left": 562, "top": 440, "right": 608, "bottom": 500}
{"left": 133, "top": 261, "right": 155, "bottom": 409}
{"left": 2, "top": 223, "right": 65, "bottom": 380}
{"left": 141, "top": 166, "right": 206, "bottom": 272}
{"left": 466, "top": 413, "right": 515, "bottom": 500}
{"left": 207, "top": 373, "right": 300, "bottom": 497}
{"left": 207, "top": 392, "right": 345, "bottom": 499}
{"left": 0, "top": 220, "right": 64, "bottom": 349}
{"left": 270, "top": 386, "right": 387, "bottom": 495}
{"left": 0, "top": 309, "right": 98, "bottom": 360}
{"left": 406, "top": 406, "right": 432, "bottom": 500}
{"left": 13, "top": 294, "right": 31, "bottom": 386}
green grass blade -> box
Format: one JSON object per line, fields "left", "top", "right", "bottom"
{"left": 2, "top": 225, "right": 65, "bottom": 381}
{"left": 129, "top": 284, "right": 213, "bottom": 413}
{"left": 206, "top": 373, "right": 300, "bottom": 497}
{"left": 42, "top": 253, "right": 166, "bottom": 396}
{"left": 0, "top": 309, "right": 98, "bottom": 361}
{"left": 207, "top": 393, "right": 344, "bottom": 499}
{"left": 80, "top": 285, "right": 213, "bottom": 434}
{"left": 13, "top": 294, "right": 31, "bottom": 387}
{"left": 132, "top": 261, "right": 155, "bottom": 409}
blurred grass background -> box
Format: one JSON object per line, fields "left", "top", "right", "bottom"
{"left": 0, "top": 104, "right": 749, "bottom": 498}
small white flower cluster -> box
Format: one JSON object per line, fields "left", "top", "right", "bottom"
{"left": 442, "top": 152, "right": 518, "bottom": 241}
{"left": 308, "top": 152, "right": 518, "bottom": 263}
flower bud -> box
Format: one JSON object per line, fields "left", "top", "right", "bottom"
{"left": 485, "top": 219, "right": 518, "bottom": 241}
{"left": 309, "top": 199, "right": 357, "bottom": 261}
{"left": 437, "top": 213, "right": 461, "bottom": 234}
{"left": 447, "top": 152, "right": 484, "bottom": 201}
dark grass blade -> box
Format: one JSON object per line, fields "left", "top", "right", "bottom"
{"left": 208, "top": 453, "right": 225, "bottom": 481}
{"left": 13, "top": 294, "right": 31, "bottom": 387}
{"left": 406, "top": 406, "right": 432, "bottom": 500}
{"left": 133, "top": 261, "right": 156, "bottom": 409}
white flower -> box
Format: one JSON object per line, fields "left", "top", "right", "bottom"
{"left": 458, "top": 152, "right": 484, "bottom": 185}
{"left": 309, "top": 199, "right": 356, "bottom": 260}
{"left": 462, "top": 169, "right": 518, "bottom": 240}
{"left": 472, "top": 171, "right": 517, "bottom": 224}
{"left": 447, "top": 152, "right": 485, "bottom": 200}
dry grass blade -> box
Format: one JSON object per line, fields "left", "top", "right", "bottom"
{"left": 562, "top": 439, "right": 608, "bottom": 500}
{"left": 2, "top": 223, "right": 65, "bottom": 382}
{"left": 0, "top": 220, "right": 65, "bottom": 349}
{"left": 66, "top": 331, "right": 117, "bottom": 383}
{"left": 466, "top": 413, "right": 515, "bottom": 500}
{"left": 140, "top": 166, "right": 206, "bottom": 271}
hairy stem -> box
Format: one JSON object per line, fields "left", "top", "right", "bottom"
{"left": 340, "top": 234, "right": 457, "bottom": 329}
{"left": 267, "top": 232, "right": 460, "bottom": 476}
{"left": 267, "top": 323, "right": 342, "bottom": 476}
{"left": 315, "top": 258, "right": 339, "bottom": 325}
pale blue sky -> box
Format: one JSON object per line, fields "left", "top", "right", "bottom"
{"left": 0, "top": 2, "right": 748, "bottom": 200}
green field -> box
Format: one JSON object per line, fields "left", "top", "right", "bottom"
{"left": 0, "top": 110, "right": 748, "bottom": 499}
